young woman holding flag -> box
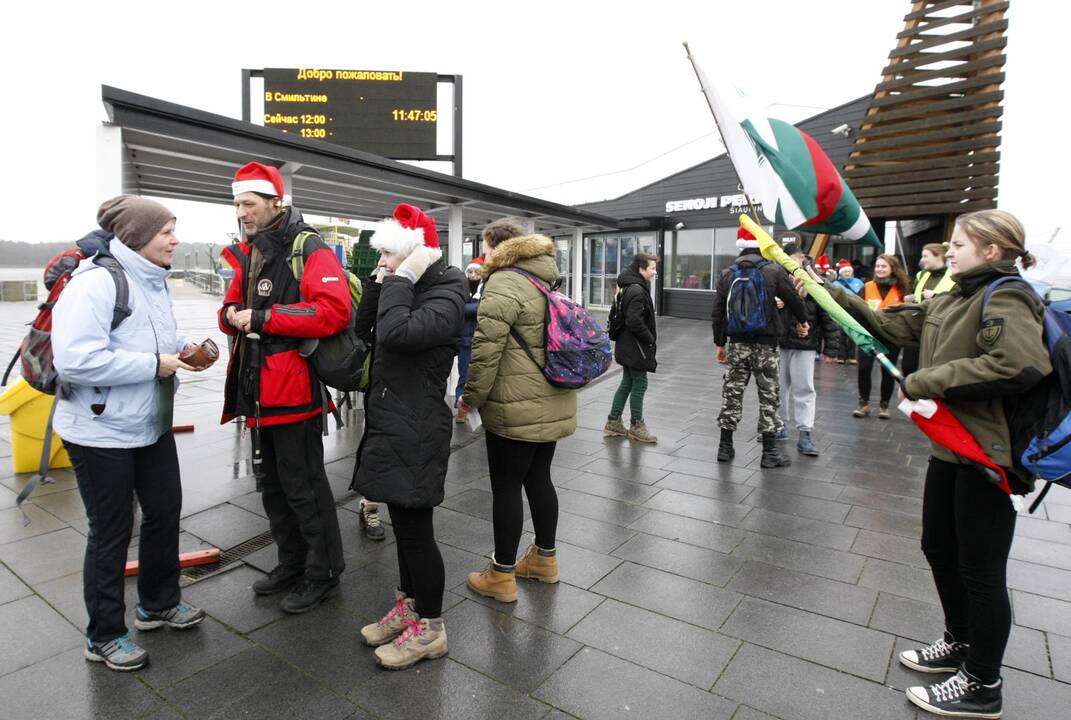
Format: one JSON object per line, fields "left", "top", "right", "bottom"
{"left": 813, "top": 209, "right": 1049, "bottom": 719}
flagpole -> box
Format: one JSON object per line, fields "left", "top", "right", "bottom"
{"left": 682, "top": 42, "right": 763, "bottom": 222}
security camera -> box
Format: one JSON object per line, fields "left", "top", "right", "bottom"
{"left": 675, "top": 222, "right": 685, "bottom": 230}
{"left": 831, "top": 124, "right": 851, "bottom": 137}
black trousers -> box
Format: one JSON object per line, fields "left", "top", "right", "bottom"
{"left": 386, "top": 504, "right": 444, "bottom": 618}
{"left": 485, "top": 431, "right": 558, "bottom": 567}
{"left": 67, "top": 433, "right": 182, "bottom": 643}
{"left": 259, "top": 417, "right": 344, "bottom": 580}
{"left": 921, "top": 458, "right": 1017, "bottom": 683}
{"left": 856, "top": 345, "right": 901, "bottom": 405}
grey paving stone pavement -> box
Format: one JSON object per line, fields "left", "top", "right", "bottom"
{"left": 2, "top": 285, "right": 1069, "bottom": 718}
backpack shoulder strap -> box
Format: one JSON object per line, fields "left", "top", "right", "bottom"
{"left": 289, "top": 230, "right": 319, "bottom": 282}
{"left": 92, "top": 254, "right": 131, "bottom": 330}
{"left": 980, "top": 276, "right": 1037, "bottom": 319}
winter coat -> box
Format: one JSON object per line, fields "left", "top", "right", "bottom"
{"left": 351, "top": 257, "right": 467, "bottom": 508}
{"left": 828, "top": 263, "right": 1051, "bottom": 492}
{"left": 779, "top": 294, "right": 840, "bottom": 355}
{"left": 217, "top": 207, "right": 352, "bottom": 427}
{"left": 711, "top": 248, "right": 808, "bottom": 347}
{"left": 613, "top": 267, "right": 657, "bottom": 372}
{"left": 835, "top": 276, "right": 864, "bottom": 295}
{"left": 461, "top": 282, "right": 480, "bottom": 345}
{"left": 463, "top": 235, "right": 577, "bottom": 442}
{"left": 53, "top": 235, "right": 187, "bottom": 448}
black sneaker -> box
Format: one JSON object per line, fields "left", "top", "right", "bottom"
{"left": 359, "top": 499, "right": 386, "bottom": 541}
{"left": 280, "top": 576, "right": 340, "bottom": 614}
{"left": 252, "top": 565, "right": 304, "bottom": 596}
{"left": 134, "top": 601, "right": 206, "bottom": 631}
{"left": 84, "top": 633, "right": 149, "bottom": 672}
{"left": 906, "top": 668, "right": 1002, "bottom": 718}
{"left": 900, "top": 632, "right": 969, "bottom": 673}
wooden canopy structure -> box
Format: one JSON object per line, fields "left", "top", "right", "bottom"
{"left": 844, "top": 0, "right": 1008, "bottom": 220}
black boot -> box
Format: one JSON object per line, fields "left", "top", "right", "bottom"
{"left": 760, "top": 432, "right": 792, "bottom": 468}
{"left": 252, "top": 565, "right": 304, "bottom": 596}
{"left": 280, "top": 576, "right": 340, "bottom": 614}
{"left": 717, "top": 429, "right": 735, "bottom": 462}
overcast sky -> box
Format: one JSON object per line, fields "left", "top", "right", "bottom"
{"left": 0, "top": 0, "right": 1062, "bottom": 251}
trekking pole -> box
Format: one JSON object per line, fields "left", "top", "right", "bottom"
{"left": 246, "top": 331, "right": 267, "bottom": 489}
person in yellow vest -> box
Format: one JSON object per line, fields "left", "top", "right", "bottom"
{"left": 854, "top": 254, "right": 912, "bottom": 419}
{"left": 903, "top": 243, "right": 959, "bottom": 375}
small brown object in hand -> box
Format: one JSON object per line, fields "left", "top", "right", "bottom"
{"left": 179, "top": 338, "right": 220, "bottom": 370}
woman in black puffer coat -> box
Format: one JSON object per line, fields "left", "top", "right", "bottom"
{"left": 604, "top": 253, "right": 659, "bottom": 443}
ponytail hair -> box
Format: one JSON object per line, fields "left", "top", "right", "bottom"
{"left": 955, "top": 209, "right": 1034, "bottom": 269}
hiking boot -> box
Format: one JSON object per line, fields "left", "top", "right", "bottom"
{"left": 252, "top": 565, "right": 304, "bottom": 596}
{"left": 280, "top": 576, "right": 340, "bottom": 614}
{"left": 717, "top": 429, "right": 734, "bottom": 463}
{"left": 796, "top": 430, "right": 819, "bottom": 457}
{"left": 84, "top": 633, "right": 149, "bottom": 672}
{"left": 361, "top": 591, "right": 416, "bottom": 647}
{"left": 906, "top": 668, "right": 1002, "bottom": 718}
{"left": 774, "top": 427, "right": 789, "bottom": 441}
{"left": 852, "top": 400, "right": 870, "bottom": 418}
{"left": 760, "top": 432, "right": 792, "bottom": 468}
{"left": 359, "top": 499, "right": 386, "bottom": 541}
{"left": 628, "top": 420, "right": 657, "bottom": 444}
{"left": 878, "top": 402, "right": 892, "bottom": 420}
{"left": 848, "top": 358, "right": 858, "bottom": 365}
{"left": 515, "top": 544, "right": 560, "bottom": 583}
{"left": 900, "top": 632, "right": 970, "bottom": 674}
{"left": 604, "top": 416, "right": 627, "bottom": 437}
{"left": 466, "top": 563, "right": 518, "bottom": 603}
{"left": 134, "top": 601, "right": 205, "bottom": 631}
{"left": 374, "top": 617, "right": 448, "bottom": 670}
{"left": 455, "top": 406, "right": 468, "bottom": 424}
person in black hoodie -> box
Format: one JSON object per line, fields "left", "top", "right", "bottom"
{"left": 777, "top": 243, "right": 839, "bottom": 456}
{"left": 350, "top": 203, "right": 466, "bottom": 671}
{"left": 604, "top": 253, "right": 659, "bottom": 443}
{"left": 711, "top": 227, "right": 809, "bottom": 468}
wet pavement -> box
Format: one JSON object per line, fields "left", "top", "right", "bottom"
{"left": 1, "top": 281, "right": 1070, "bottom": 719}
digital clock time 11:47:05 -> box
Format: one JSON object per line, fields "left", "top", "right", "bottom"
{"left": 392, "top": 109, "right": 437, "bottom": 122}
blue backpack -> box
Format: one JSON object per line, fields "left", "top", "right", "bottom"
{"left": 981, "top": 277, "right": 1071, "bottom": 511}
{"left": 726, "top": 260, "right": 770, "bottom": 335}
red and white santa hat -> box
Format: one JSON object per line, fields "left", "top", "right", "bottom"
{"left": 837, "top": 258, "right": 852, "bottom": 269}
{"left": 232, "top": 162, "right": 291, "bottom": 205}
{"left": 736, "top": 227, "right": 760, "bottom": 250}
{"left": 371, "top": 203, "right": 440, "bottom": 257}
{"left": 815, "top": 255, "right": 833, "bottom": 272}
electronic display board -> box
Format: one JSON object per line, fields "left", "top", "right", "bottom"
{"left": 263, "top": 68, "right": 438, "bottom": 159}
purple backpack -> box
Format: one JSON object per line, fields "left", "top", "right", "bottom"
{"left": 505, "top": 268, "right": 612, "bottom": 389}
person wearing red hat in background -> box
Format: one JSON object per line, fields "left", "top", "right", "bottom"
{"left": 834, "top": 259, "right": 864, "bottom": 365}
{"left": 711, "top": 227, "right": 809, "bottom": 468}
{"left": 814, "top": 255, "right": 838, "bottom": 283}
{"left": 853, "top": 254, "right": 913, "bottom": 419}
{"left": 454, "top": 255, "right": 486, "bottom": 423}
{"left": 219, "top": 162, "right": 351, "bottom": 614}
{"left": 350, "top": 203, "right": 467, "bottom": 670}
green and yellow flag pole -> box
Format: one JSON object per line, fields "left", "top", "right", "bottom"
{"left": 739, "top": 214, "right": 910, "bottom": 393}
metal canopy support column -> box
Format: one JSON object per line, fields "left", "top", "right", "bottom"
{"left": 448, "top": 205, "right": 464, "bottom": 269}
{"left": 573, "top": 228, "right": 584, "bottom": 304}
{"left": 97, "top": 124, "right": 124, "bottom": 202}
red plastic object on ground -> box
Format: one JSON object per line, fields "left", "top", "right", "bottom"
{"left": 124, "top": 548, "right": 220, "bottom": 577}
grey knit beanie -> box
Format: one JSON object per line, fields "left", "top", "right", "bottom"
{"left": 97, "top": 196, "right": 175, "bottom": 250}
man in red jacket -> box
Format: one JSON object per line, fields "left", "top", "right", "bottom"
{"left": 219, "top": 162, "right": 350, "bottom": 614}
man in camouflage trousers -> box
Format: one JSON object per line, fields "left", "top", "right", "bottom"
{"left": 711, "top": 229, "right": 809, "bottom": 468}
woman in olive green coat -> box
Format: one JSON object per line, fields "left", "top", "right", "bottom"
{"left": 460, "top": 219, "right": 576, "bottom": 603}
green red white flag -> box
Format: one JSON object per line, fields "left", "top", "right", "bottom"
{"left": 685, "top": 46, "right": 882, "bottom": 248}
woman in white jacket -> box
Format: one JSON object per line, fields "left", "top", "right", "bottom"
{"left": 53, "top": 196, "right": 207, "bottom": 671}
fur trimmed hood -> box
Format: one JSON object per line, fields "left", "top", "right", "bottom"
{"left": 481, "top": 234, "right": 555, "bottom": 277}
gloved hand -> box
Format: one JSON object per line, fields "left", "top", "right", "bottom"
{"left": 396, "top": 245, "right": 442, "bottom": 283}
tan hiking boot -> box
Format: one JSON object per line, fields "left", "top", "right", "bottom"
{"left": 466, "top": 563, "right": 518, "bottom": 603}
{"left": 852, "top": 400, "right": 870, "bottom": 418}
{"left": 628, "top": 420, "right": 657, "bottom": 444}
{"left": 515, "top": 544, "right": 560, "bottom": 584}
{"left": 373, "top": 618, "right": 448, "bottom": 670}
{"left": 878, "top": 402, "right": 892, "bottom": 420}
{"left": 360, "top": 592, "right": 416, "bottom": 647}
{"left": 604, "top": 416, "right": 627, "bottom": 437}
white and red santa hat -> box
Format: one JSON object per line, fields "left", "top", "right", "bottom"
{"left": 232, "top": 162, "right": 291, "bottom": 205}
{"left": 736, "top": 227, "right": 760, "bottom": 250}
{"left": 371, "top": 203, "right": 440, "bottom": 257}
{"left": 466, "top": 256, "right": 485, "bottom": 273}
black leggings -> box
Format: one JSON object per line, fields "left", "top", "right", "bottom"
{"left": 485, "top": 431, "right": 558, "bottom": 566}
{"left": 67, "top": 433, "right": 182, "bottom": 643}
{"left": 857, "top": 345, "right": 901, "bottom": 404}
{"left": 921, "top": 458, "right": 1017, "bottom": 683}
{"left": 386, "top": 504, "right": 444, "bottom": 619}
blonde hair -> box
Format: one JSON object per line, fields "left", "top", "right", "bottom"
{"left": 955, "top": 209, "right": 1036, "bottom": 270}
{"left": 921, "top": 243, "right": 947, "bottom": 261}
